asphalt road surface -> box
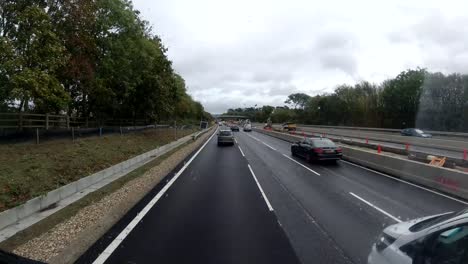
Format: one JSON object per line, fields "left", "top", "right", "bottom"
{"left": 82, "top": 127, "right": 467, "bottom": 264}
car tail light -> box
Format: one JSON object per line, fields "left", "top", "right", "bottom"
{"left": 336, "top": 148, "right": 342, "bottom": 153}
{"left": 314, "top": 148, "right": 324, "bottom": 153}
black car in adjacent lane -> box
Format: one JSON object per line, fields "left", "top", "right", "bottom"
{"left": 291, "top": 138, "right": 342, "bottom": 162}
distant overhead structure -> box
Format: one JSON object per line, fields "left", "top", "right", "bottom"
{"left": 217, "top": 115, "right": 247, "bottom": 121}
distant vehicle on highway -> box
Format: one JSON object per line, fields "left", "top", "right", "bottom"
{"left": 401, "top": 128, "right": 432, "bottom": 138}
{"left": 291, "top": 138, "right": 342, "bottom": 162}
{"left": 282, "top": 122, "right": 297, "bottom": 131}
{"left": 368, "top": 208, "right": 468, "bottom": 264}
{"left": 217, "top": 129, "right": 234, "bottom": 146}
{"left": 230, "top": 125, "right": 240, "bottom": 132}
{"left": 243, "top": 123, "right": 252, "bottom": 132}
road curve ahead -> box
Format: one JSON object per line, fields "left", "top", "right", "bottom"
{"left": 85, "top": 130, "right": 300, "bottom": 264}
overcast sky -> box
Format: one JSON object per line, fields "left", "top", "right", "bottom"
{"left": 132, "top": 0, "right": 468, "bottom": 114}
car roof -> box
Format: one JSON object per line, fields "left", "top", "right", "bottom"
{"left": 424, "top": 210, "right": 468, "bottom": 233}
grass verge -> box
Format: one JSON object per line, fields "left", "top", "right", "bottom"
{"left": 0, "top": 128, "right": 196, "bottom": 211}
{"left": 0, "top": 138, "right": 193, "bottom": 252}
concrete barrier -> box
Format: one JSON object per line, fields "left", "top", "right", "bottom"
{"left": 297, "top": 126, "right": 468, "bottom": 152}
{"left": 342, "top": 147, "right": 468, "bottom": 199}
{"left": 254, "top": 122, "right": 468, "bottom": 139}
{"left": 253, "top": 128, "right": 468, "bottom": 201}
{"left": 254, "top": 123, "right": 468, "bottom": 153}
{"left": 0, "top": 128, "right": 212, "bottom": 231}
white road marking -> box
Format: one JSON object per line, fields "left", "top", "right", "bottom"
{"left": 245, "top": 133, "right": 277, "bottom": 150}
{"left": 234, "top": 138, "right": 238, "bottom": 144}
{"left": 245, "top": 133, "right": 263, "bottom": 143}
{"left": 248, "top": 164, "right": 274, "bottom": 211}
{"left": 92, "top": 130, "right": 217, "bottom": 264}
{"left": 238, "top": 145, "right": 245, "bottom": 157}
{"left": 341, "top": 160, "right": 468, "bottom": 205}
{"left": 262, "top": 142, "right": 277, "bottom": 151}
{"left": 282, "top": 154, "right": 321, "bottom": 176}
{"left": 350, "top": 192, "right": 402, "bottom": 223}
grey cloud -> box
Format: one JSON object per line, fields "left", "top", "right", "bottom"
{"left": 134, "top": 0, "right": 468, "bottom": 113}
{"left": 314, "top": 32, "right": 359, "bottom": 75}
{"left": 388, "top": 11, "right": 468, "bottom": 73}
{"left": 267, "top": 83, "right": 298, "bottom": 96}
{"left": 412, "top": 14, "right": 468, "bottom": 46}
{"left": 318, "top": 52, "right": 358, "bottom": 76}
{"left": 314, "top": 32, "right": 356, "bottom": 50}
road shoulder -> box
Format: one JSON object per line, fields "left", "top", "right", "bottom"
{"left": 3, "top": 128, "right": 215, "bottom": 263}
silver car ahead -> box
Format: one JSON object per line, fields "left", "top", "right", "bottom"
{"left": 368, "top": 208, "right": 468, "bottom": 264}
{"left": 217, "top": 129, "right": 234, "bottom": 146}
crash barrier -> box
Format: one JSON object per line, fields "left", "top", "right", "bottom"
{"left": 255, "top": 122, "right": 468, "bottom": 139}
{"left": 0, "top": 128, "right": 213, "bottom": 232}
{"left": 296, "top": 126, "right": 468, "bottom": 153}
{"left": 253, "top": 128, "right": 468, "bottom": 200}
{"left": 300, "top": 124, "right": 468, "bottom": 139}
{"left": 253, "top": 123, "right": 468, "bottom": 157}
{"left": 293, "top": 131, "right": 464, "bottom": 168}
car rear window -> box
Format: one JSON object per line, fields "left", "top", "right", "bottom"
{"left": 311, "top": 139, "right": 336, "bottom": 148}
{"left": 220, "top": 131, "right": 232, "bottom": 136}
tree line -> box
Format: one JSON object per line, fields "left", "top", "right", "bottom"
{"left": 0, "top": 0, "right": 210, "bottom": 125}
{"left": 225, "top": 68, "right": 468, "bottom": 132}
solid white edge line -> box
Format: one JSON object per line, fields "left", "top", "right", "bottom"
{"left": 350, "top": 192, "right": 402, "bottom": 223}
{"left": 282, "top": 154, "right": 321, "bottom": 176}
{"left": 248, "top": 164, "right": 274, "bottom": 211}
{"left": 92, "top": 130, "right": 217, "bottom": 264}
{"left": 238, "top": 145, "right": 245, "bottom": 157}
{"left": 341, "top": 160, "right": 468, "bottom": 205}
{"left": 235, "top": 138, "right": 238, "bottom": 144}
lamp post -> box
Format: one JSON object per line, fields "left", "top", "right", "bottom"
{"left": 317, "top": 106, "right": 321, "bottom": 125}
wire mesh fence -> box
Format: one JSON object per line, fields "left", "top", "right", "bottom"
{"left": 0, "top": 112, "right": 202, "bottom": 144}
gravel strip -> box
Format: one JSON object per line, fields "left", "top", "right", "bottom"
{"left": 12, "top": 129, "right": 214, "bottom": 263}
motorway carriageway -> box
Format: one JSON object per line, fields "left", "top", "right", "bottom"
{"left": 78, "top": 128, "right": 467, "bottom": 264}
